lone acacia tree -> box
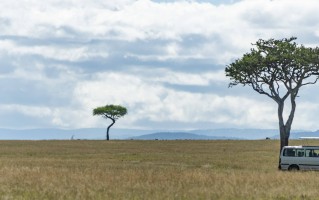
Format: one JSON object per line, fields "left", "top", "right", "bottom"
{"left": 225, "top": 37, "right": 319, "bottom": 155}
{"left": 93, "top": 104, "right": 127, "bottom": 140}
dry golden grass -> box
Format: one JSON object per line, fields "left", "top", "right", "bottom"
{"left": 0, "top": 139, "right": 318, "bottom": 199}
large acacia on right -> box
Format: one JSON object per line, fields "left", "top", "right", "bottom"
{"left": 225, "top": 37, "right": 319, "bottom": 162}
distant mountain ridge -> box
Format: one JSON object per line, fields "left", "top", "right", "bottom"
{"left": 132, "top": 130, "right": 319, "bottom": 140}
{"left": 0, "top": 128, "right": 317, "bottom": 140}
{"left": 130, "top": 132, "right": 241, "bottom": 140}
{"left": 271, "top": 130, "right": 319, "bottom": 139}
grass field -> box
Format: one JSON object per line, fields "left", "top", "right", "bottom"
{"left": 0, "top": 139, "right": 318, "bottom": 199}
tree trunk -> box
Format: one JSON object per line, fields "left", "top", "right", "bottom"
{"left": 278, "top": 101, "right": 287, "bottom": 152}
{"left": 106, "top": 118, "right": 115, "bottom": 141}
{"left": 277, "top": 95, "right": 297, "bottom": 169}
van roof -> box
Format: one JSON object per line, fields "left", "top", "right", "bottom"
{"left": 284, "top": 146, "right": 319, "bottom": 148}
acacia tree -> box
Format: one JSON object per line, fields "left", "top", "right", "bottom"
{"left": 93, "top": 104, "right": 127, "bottom": 140}
{"left": 225, "top": 37, "right": 319, "bottom": 156}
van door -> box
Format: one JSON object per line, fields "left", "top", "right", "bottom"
{"left": 281, "top": 148, "right": 304, "bottom": 170}
{"left": 294, "top": 149, "right": 307, "bottom": 170}
{"left": 304, "top": 149, "right": 319, "bottom": 170}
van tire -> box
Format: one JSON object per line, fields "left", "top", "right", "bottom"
{"left": 288, "top": 165, "right": 299, "bottom": 171}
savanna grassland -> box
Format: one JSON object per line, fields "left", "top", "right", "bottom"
{"left": 0, "top": 139, "right": 318, "bottom": 200}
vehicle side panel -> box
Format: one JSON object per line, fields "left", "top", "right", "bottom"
{"left": 280, "top": 147, "right": 319, "bottom": 171}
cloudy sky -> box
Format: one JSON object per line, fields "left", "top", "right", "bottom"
{"left": 1, "top": 0, "right": 319, "bottom": 131}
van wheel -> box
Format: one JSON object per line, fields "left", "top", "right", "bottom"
{"left": 288, "top": 165, "right": 299, "bottom": 171}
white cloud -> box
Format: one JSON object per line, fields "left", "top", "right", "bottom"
{"left": 1, "top": 0, "right": 319, "bottom": 131}
{"left": 0, "top": 40, "right": 108, "bottom": 62}
{"left": 72, "top": 71, "right": 279, "bottom": 129}
{"left": 0, "top": 104, "right": 52, "bottom": 118}
{"left": 151, "top": 69, "right": 227, "bottom": 85}
{"left": 2, "top": 0, "right": 319, "bottom": 62}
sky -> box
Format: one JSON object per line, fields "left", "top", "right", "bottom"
{"left": 1, "top": 0, "right": 319, "bottom": 131}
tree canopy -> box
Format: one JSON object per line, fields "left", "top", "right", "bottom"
{"left": 93, "top": 105, "right": 127, "bottom": 120}
{"left": 93, "top": 105, "right": 127, "bottom": 140}
{"left": 226, "top": 37, "right": 319, "bottom": 99}
{"left": 225, "top": 37, "right": 319, "bottom": 162}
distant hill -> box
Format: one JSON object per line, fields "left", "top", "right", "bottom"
{"left": 189, "top": 128, "right": 279, "bottom": 140}
{"left": 0, "top": 128, "right": 317, "bottom": 140}
{"left": 130, "top": 132, "right": 240, "bottom": 140}
{"left": 272, "top": 130, "right": 319, "bottom": 139}
{"left": 130, "top": 129, "right": 319, "bottom": 140}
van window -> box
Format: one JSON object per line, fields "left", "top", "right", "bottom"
{"left": 283, "top": 148, "right": 305, "bottom": 157}
{"left": 283, "top": 148, "right": 296, "bottom": 157}
{"left": 296, "top": 149, "right": 304, "bottom": 157}
{"left": 306, "top": 149, "right": 319, "bottom": 157}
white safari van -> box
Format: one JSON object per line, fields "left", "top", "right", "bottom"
{"left": 280, "top": 146, "right": 319, "bottom": 171}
